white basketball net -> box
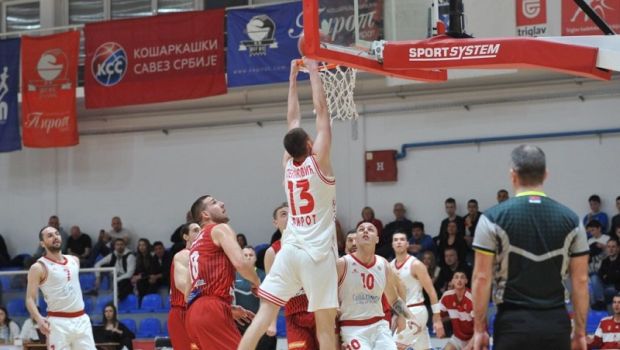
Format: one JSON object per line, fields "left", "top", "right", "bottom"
{"left": 300, "top": 63, "right": 359, "bottom": 122}
{"left": 319, "top": 65, "right": 359, "bottom": 121}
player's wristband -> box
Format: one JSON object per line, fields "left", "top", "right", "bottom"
{"left": 431, "top": 303, "right": 441, "bottom": 314}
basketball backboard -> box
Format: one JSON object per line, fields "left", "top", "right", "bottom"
{"left": 302, "top": 0, "right": 619, "bottom": 82}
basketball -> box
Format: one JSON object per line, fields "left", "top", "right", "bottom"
{"left": 297, "top": 34, "right": 305, "bottom": 56}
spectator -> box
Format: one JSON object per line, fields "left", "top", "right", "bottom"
{"left": 100, "top": 303, "right": 135, "bottom": 350}
{"left": 152, "top": 241, "right": 171, "bottom": 288}
{"left": 34, "top": 215, "right": 68, "bottom": 257}
{"left": 464, "top": 199, "right": 482, "bottom": 239}
{"left": 344, "top": 230, "right": 357, "bottom": 255}
{"left": 496, "top": 189, "right": 509, "bottom": 203}
{"left": 437, "top": 221, "right": 469, "bottom": 268}
{"left": 588, "top": 220, "right": 610, "bottom": 310}
{"left": 108, "top": 216, "right": 133, "bottom": 249}
{"left": 0, "top": 234, "right": 10, "bottom": 268}
{"left": 407, "top": 221, "right": 436, "bottom": 259}
{"left": 592, "top": 239, "right": 620, "bottom": 310}
{"left": 612, "top": 226, "right": 620, "bottom": 242}
{"left": 357, "top": 206, "right": 384, "bottom": 256}
{"left": 95, "top": 238, "right": 136, "bottom": 300}
{"left": 89, "top": 229, "right": 112, "bottom": 266}
{"left": 66, "top": 225, "right": 92, "bottom": 267}
{"left": 269, "top": 203, "right": 288, "bottom": 244}
{"left": 237, "top": 234, "right": 248, "bottom": 248}
{"left": 170, "top": 210, "right": 193, "bottom": 257}
{"left": 584, "top": 195, "right": 610, "bottom": 235}
{"left": 383, "top": 202, "right": 414, "bottom": 239}
{"left": 422, "top": 250, "right": 441, "bottom": 286}
{"left": 132, "top": 238, "right": 159, "bottom": 300}
{"left": 436, "top": 247, "right": 471, "bottom": 295}
{"left": 439, "top": 198, "right": 465, "bottom": 238}
{"left": 234, "top": 247, "right": 275, "bottom": 350}
{"left": 611, "top": 196, "right": 620, "bottom": 235}
{"left": 19, "top": 315, "right": 40, "bottom": 344}
{"left": 587, "top": 293, "right": 620, "bottom": 349}
{"left": 0, "top": 306, "right": 20, "bottom": 344}
{"left": 335, "top": 218, "right": 345, "bottom": 256}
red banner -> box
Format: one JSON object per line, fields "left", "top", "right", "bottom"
{"left": 84, "top": 10, "right": 226, "bottom": 108}
{"left": 562, "top": 0, "right": 620, "bottom": 36}
{"left": 516, "top": 0, "right": 548, "bottom": 37}
{"left": 21, "top": 31, "right": 80, "bottom": 148}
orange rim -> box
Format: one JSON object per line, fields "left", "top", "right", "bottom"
{"left": 296, "top": 58, "right": 339, "bottom": 72}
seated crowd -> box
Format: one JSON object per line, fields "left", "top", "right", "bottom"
{"left": 0, "top": 192, "right": 618, "bottom": 347}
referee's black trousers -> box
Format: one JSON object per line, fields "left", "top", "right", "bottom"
{"left": 493, "top": 304, "right": 571, "bottom": 350}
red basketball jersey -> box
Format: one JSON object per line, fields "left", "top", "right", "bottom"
{"left": 188, "top": 224, "right": 235, "bottom": 304}
{"left": 169, "top": 249, "right": 187, "bottom": 308}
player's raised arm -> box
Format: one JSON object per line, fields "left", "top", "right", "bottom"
{"left": 283, "top": 60, "right": 302, "bottom": 167}
{"left": 212, "top": 223, "right": 260, "bottom": 287}
{"left": 305, "top": 58, "right": 332, "bottom": 173}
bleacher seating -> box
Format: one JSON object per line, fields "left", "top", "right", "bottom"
{"left": 80, "top": 273, "right": 96, "bottom": 291}
{"left": 120, "top": 318, "right": 138, "bottom": 335}
{"left": 96, "top": 295, "right": 114, "bottom": 314}
{"left": 588, "top": 310, "right": 608, "bottom": 334}
{"left": 7, "top": 298, "right": 27, "bottom": 316}
{"left": 118, "top": 294, "right": 139, "bottom": 313}
{"left": 161, "top": 321, "right": 169, "bottom": 336}
{"left": 140, "top": 294, "right": 163, "bottom": 312}
{"left": 276, "top": 314, "right": 286, "bottom": 338}
{"left": 83, "top": 297, "right": 95, "bottom": 315}
{"left": 137, "top": 318, "right": 162, "bottom": 338}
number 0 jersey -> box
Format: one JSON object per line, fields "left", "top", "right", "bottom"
{"left": 283, "top": 155, "right": 337, "bottom": 261}
{"left": 338, "top": 254, "right": 387, "bottom": 323}
{"left": 188, "top": 224, "right": 235, "bottom": 305}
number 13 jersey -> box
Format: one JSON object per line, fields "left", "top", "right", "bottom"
{"left": 283, "top": 155, "right": 337, "bottom": 261}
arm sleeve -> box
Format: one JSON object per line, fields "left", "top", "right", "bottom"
{"left": 10, "top": 321, "right": 20, "bottom": 340}
{"left": 472, "top": 215, "right": 497, "bottom": 255}
{"left": 569, "top": 224, "right": 590, "bottom": 257}
{"left": 94, "top": 254, "right": 112, "bottom": 277}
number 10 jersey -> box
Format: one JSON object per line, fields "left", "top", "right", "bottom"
{"left": 283, "top": 155, "right": 337, "bottom": 261}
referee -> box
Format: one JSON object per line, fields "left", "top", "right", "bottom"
{"left": 471, "top": 145, "right": 589, "bottom": 350}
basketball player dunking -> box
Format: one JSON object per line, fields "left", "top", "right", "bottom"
{"left": 25, "top": 226, "right": 96, "bottom": 349}
{"left": 186, "top": 196, "right": 260, "bottom": 350}
{"left": 239, "top": 58, "right": 339, "bottom": 350}
{"left": 391, "top": 232, "right": 445, "bottom": 350}
{"left": 169, "top": 222, "right": 201, "bottom": 350}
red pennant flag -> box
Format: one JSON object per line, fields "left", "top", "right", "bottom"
{"left": 21, "top": 31, "right": 79, "bottom": 148}
{"left": 84, "top": 10, "right": 227, "bottom": 108}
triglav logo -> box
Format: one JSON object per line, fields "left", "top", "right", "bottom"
{"left": 0, "top": 66, "right": 9, "bottom": 124}
{"left": 27, "top": 49, "right": 72, "bottom": 93}
{"left": 522, "top": 0, "right": 542, "bottom": 19}
{"left": 92, "top": 42, "right": 127, "bottom": 86}
{"left": 239, "top": 15, "right": 278, "bottom": 56}
{"left": 571, "top": 0, "right": 615, "bottom": 22}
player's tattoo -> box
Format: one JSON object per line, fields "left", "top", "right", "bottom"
{"left": 391, "top": 297, "right": 415, "bottom": 319}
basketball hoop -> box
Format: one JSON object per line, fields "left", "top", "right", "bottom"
{"left": 296, "top": 58, "right": 359, "bottom": 122}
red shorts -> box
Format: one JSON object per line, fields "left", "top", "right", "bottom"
{"left": 169, "top": 306, "right": 196, "bottom": 350}
{"left": 186, "top": 296, "right": 240, "bottom": 350}
{"left": 286, "top": 312, "right": 318, "bottom": 350}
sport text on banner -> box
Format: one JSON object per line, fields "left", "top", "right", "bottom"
{"left": 227, "top": 1, "right": 306, "bottom": 87}
{"left": 84, "top": 10, "right": 226, "bottom": 108}
{"left": 21, "top": 31, "right": 79, "bottom": 148}
{"left": 0, "top": 38, "right": 22, "bottom": 152}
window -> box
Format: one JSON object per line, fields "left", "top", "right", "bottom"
{"left": 157, "top": 0, "right": 195, "bottom": 13}
{"left": 111, "top": 0, "right": 152, "bottom": 19}
{"left": 204, "top": 0, "right": 248, "bottom": 10}
{"left": 68, "top": 0, "right": 105, "bottom": 25}
{"left": 2, "top": 0, "right": 40, "bottom": 33}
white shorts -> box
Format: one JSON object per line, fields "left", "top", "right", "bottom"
{"left": 48, "top": 313, "right": 96, "bottom": 350}
{"left": 393, "top": 304, "right": 430, "bottom": 350}
{"left": 259, "top": 243, "right": 338, "bottom": 312}
{"left": 446, "top": 335, "right": 469, "bottom": 350}
{"left": 340, "top": 320, "right": 397, "bottom": 350}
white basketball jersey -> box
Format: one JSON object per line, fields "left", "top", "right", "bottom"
{"left": 391, "top": 255, "right": 424, "bottom": 305}
{"left": 283, "top": 155, "right": 337, "bottom": 261}
{"left": 38, "top": 255, "right": 85, "bottom": 313}
{"left": 338, "top": 254, "right": 387, "bottom": 322}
